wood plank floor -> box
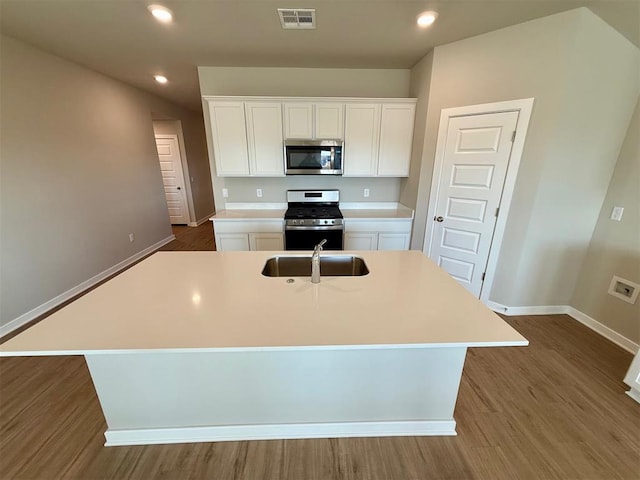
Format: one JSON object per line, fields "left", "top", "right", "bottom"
{"left": 1, "top": 228, "right": 639, "bottom": 478}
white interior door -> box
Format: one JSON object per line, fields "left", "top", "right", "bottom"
{"left": 427, "top": 111, "right": 519, "bottom": 296}
{"left": 155, "top": 135, "right": 189, "bottom": 225}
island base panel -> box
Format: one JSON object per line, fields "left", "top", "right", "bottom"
{"left": 85, "top": 347, "right": 466, "bottom": 446}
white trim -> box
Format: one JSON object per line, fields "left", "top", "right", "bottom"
{"left": 626, "top": 388, "right": 640, "bottom": 404}
{"left": 225, "top": 202, "right": 288, "bottom": 209}
{"left": 0, "top": 235, "right": 175, "bottom": 339}
{"left": 486, "top": 302, "right": 639, "bottom": 354}
{"left": 202, "top": 95, "right": 418, "bottom": 104}
{"left": 566, "top": 307, "right": 638, "bottom": 354}
{"left": 104, "top": 419, "right": 456, "bottom": 446}
{"left": 501, "top": 305, "right": 569, "bottom": 316}
{"left": 189, "top": 211, "right": 216, "bottom": 227}
{"left": 422, "top": 98, "right": 534, "bottom": 305}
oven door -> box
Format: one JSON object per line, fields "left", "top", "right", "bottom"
{"left": 285, "top": 226, "right": 344, "bottom": 251}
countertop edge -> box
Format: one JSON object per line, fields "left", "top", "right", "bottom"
{"left": 0, "top": 340, "right": 529, "bottom": 357}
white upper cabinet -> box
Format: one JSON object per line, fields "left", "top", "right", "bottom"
{"left": 378, "top": 103, "right": 416, "bottom": 176}
{"left": 206, "top": 99, "right": 284, "bottom": 177}
{"left": 315, "top": 103, "right": 344, "bottom": 139}
{"left": 283, "top": 102, "right": 345, "bottom": 140}
{"left": 343, "top": 103, "right": 381, "bottom": 176}
{"left": 245, "top": 102, "right": 285, "bottom": 176}
{"left": 208, "top": 101, "right": 250, "bottom": 176}
{"left": 206, "top": 97, "right": 414, "bottom": 178}
{"left": 344, "top": 102, "right": 415, "bottom": 177}
{"left": 283, "top": 103, "right": 313, "bottom": 139}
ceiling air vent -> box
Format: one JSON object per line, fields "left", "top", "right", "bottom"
{"left": 277, "top": 8, "right": 316, "bottom": 29}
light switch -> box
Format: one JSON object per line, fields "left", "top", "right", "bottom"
{"left": 610, "top": 206, "right": 624, "bottom": 221}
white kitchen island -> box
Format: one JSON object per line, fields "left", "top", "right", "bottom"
{"left": 0, "top": 251, "right": 527, "bottom": 446}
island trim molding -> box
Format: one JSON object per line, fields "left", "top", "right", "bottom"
{"left": 105, "top": 420, "right": 457, "bottom": 446}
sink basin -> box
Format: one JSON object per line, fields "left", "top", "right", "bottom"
{"left": 262, "top": 255, "right": 369, "bottom": 277}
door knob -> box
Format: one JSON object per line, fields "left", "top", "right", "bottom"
{"left": 434, "top": 216, "right": 444, "bottom": 222}
{"left": 177, "top": 186, "right": 181, "bottom": 190}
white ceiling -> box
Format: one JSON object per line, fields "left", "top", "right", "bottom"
{"left": 1, "top": 0, "right": 638, "bottom": 111}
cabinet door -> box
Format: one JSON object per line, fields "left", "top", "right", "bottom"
{"left": 216, "top": 233, "right": 250, "bottom": 251}
{"left": 283, "top": 103, "right": 313, "bottom": 139}
{"left": 344, "top": 232, "right": 378, "bottom": 251}
{"left": 207, "top": 101, "right": 250, "bottom": 176}
{"left": 245, "top": 102, "right": 285, "bottom": 176}
{"left": 378, "top": 103, "right": 416, "bottom": 176}
{"left": 250, "top": 233, "right": 284, "bottom": 251}
{"left": 315, "top": 103, "right": 344, "bottom": 139}
{"left": 343, "top": 104, "right": 380, "bottom": 176}
{"left": 378, "top": 233, "right": 410, "bottom": 251}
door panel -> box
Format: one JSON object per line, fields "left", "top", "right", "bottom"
{"left": 343, "top": 104, "right": 380, "bottom": 176}
{"left": 155, "top": 136, "right": 189, "bottom": 225}
{"left": 344, "top": 232, "right": 377, "bottom": 251}
{"left": 429, "top": 111, "right": 519, "bottom": 296}
{"left": 283, "top": 103, "right": 313, "bottom": 139}
{"left": 315, "top": 103, "right": 344, "bottom": 139}
{"left": 378, "top": 103, "right": 415, "bottom": 176}
{"left": 245, "top": 102, "right": 284, "bottom": 176}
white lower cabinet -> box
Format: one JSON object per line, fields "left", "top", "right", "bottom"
{"left": 344, "top": 220, "right": 412, "bottom": 251}
{"left": 344, "top": 232, "right": 378, "bottom": 251}
{"left": 212, "top": 220, "right": 284, "bottom": 252}
{"left": 249, "top": 233, "right": 284, "bottom": 251}
{"left": 216, "top": 233, "right": 251, "bottom": 251}
{"left": 378, "top": 233, "right": 411, "bottom": 250}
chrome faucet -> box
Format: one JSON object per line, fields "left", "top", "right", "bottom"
{"left": 311, "top": 239, "right": 327, "bottom": 284}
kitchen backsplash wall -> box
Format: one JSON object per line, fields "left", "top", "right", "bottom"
{"left": 222, "top": 177, "right": 401, "bottom": 204}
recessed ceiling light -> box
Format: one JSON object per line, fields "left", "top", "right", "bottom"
{"left": 148, "top": 4, "right": 173, "bottom": 23}
{"left": 154, "top": 75, "right": 168, "bottom": 84}
{"left": 416, "top": 11, "right": 438, "bottom": 27}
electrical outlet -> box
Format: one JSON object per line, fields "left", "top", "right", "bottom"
{"left": 222, "top": 188, "right": 229, "bottom": 198}
{"left": 608, "top": 275, "right": 640, "bottom": 304}
{"left": 364, "top": 188, "right": 370, "bottom": 198}
{"left": 256, "top": 188, "right": 263, "bottom": 198}
{"left": 610, "top": 206, "right": 624, "bottom": 221}
{"left": 129, "top": 233, "right": 135, "bottom": 243}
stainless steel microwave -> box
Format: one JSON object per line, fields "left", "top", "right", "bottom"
{"left": 285, "top": 140, "right": 343, "bottom": 175}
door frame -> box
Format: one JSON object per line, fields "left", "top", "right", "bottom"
{"left": 155, "top": 133, "right": 196, "bottom": 225}
{"left": 422, "top": 98, "right": 534, "bottom": 304}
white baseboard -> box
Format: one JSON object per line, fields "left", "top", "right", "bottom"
{"left": 566, "top": 307, "right": 639, "bottom": 354}
{"left": 626, "top": 388, "right": 640, "bottom": 404}
{"left": 104, "top": 419, "right": 457, "bottom": 446}
{"left": 486, "top": 302, "right": 638, "bottom": 354}
{"left": 0, "top": 235, "right": 175, "bottom": 339}
{"left": 188, "top": 211, "right": 216, "bottom": 227}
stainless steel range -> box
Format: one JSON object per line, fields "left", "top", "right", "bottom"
{"left": 284, "top": 190, "right": 344, "bottom": 250}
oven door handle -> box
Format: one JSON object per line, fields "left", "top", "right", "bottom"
{"left": 285, "top": 225, "right": 344, "bottom": 231}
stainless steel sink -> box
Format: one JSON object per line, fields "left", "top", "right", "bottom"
{"left": 262, "top": 255, "right": 369, "bottom": 277}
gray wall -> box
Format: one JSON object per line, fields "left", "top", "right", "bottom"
{"left": 0, "top": 35, "right": 211, "bottom": 328}
{"left": 409, "top": 8, "right": 639, "bottom": 310}
{"left": 572, "top": 102, "right": 640, "bottom": 343}
{"left": 400, "top": 51, "right": 433, "bottom": 210}
{"left": 198, "top": 66, "right": 411, "bottom": 210}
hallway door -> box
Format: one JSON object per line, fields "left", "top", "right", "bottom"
{"left": 155, "top": 135, "right": 189, "bottom": 225}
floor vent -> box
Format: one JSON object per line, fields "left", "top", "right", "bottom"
{"left": 277, "top": 8, "right": 316, "bottom": 29}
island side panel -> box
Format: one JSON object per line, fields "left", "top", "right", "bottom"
{"left": 85, "top": 347, "right": 467, "bottom": 445}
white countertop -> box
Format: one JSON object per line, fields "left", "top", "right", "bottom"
{"left": 0, "top": 251, "right": 527, "bottom": 356}
{"left": 211, "top": 209, "right": 285, "bottom": 220}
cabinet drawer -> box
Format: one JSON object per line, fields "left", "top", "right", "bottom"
{"left": 213, "top": 220, "right": 284, "bottom": 234}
